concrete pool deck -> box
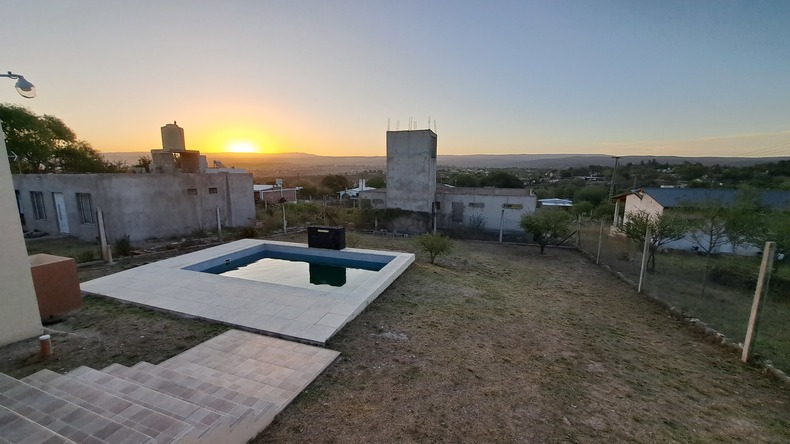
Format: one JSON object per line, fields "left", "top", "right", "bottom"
{"left": 81, "top": 239, "right": 414, "bottom": 344}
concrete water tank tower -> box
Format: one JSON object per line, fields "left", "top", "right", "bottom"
{"left": 161, "top": 121, "right": 185, "bottom": 152}
{"left": 386, "top": 129, "right": 438, "bottom": 212}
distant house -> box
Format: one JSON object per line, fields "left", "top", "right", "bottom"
{"left": 612, "top": 187, "right": 790, "bottom": 254}
{"left": 538, "top": 198, "right": 573, "bottom": 208}
{"left": 254, "top": 184, "right": 301, "bottom": 203}
{"left": 338, "top": 179, "right": 376, "bottom": 199}
{"left": 613, "top": 187, "right": 790, "bottom": 226}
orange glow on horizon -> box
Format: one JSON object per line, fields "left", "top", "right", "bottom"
{"left": 225, "top": 140, "right": 260, "bottom": 153}
{"left": 194, "top": 126, "right": 282, "bottom": 154}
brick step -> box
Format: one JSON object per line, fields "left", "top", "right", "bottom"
{"left": 132, "top": 362, "right": 275, "bottom": 417}
{"left": 0, "top": 372, "right": 153, "bottom": 444}
{"left": 66, "top": 366, "right": 231, "bottom": 442}
{"left": 0, "top": 403, "right": 75, "bottom": 444}
{"left": 101, "top": 363, "right": 262, "bottom": 426}
{"left": 22, "top": 369, "right": 192, "bottom": 443}
{"left": 159, "top": 330, "right": 339, "bottom": 411}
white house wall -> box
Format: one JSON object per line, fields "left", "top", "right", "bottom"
{"left": 13, "top": 173, "right": 255, "bottom": 243}
{"left": 0, "top": 126, "right": 43, "bottom": 346}
{"left": 437, "top": 191, "right": 537, "bottom": 233}
{"left": 623, "top": 192, "right": 664, "bottom": 224}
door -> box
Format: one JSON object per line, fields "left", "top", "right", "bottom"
{"left": 52, "top": 192, "right": 70, "bottom": 233}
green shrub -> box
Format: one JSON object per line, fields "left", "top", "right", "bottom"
{"left": 710, "top": 259, "right": 790, "bottom": 297}
{"left": 113, "top": 235, "right": 132, "bottom": 257}
{"left": 236, "top": 226, "right": 259, "bottom": 239}
{"left": 414, "top": 233, "right": 453, "bottom": 264}
{"left": 76, "top": 250, "right": 96, "bottom": 263}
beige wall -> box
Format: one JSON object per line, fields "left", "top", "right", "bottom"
{"left": 0, "top": 123, "right": 43, "bottom": 345}
{"left": 623, "top": 192, "right": 664, "bottom": 224}
{"left": 14, "top": 172, "right": 256, "bottom": 242}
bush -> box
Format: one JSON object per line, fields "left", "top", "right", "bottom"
{"left": 710, "top": 259, "right": 790, "bottom": 297}
{"left": 76, "top": 250, "right": 96, "bottom": 263}
{"left": 236, "top": 226, "right": 259, "bottom": 239}
{"left": 113, "top": 235, "right": 132, "bottom": 257}
{"left": 414, "top": 233, "right": 453, "bottom": 264}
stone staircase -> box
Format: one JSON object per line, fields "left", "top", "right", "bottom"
{"left": 0, "top": 330, "right": 340, "bottom": 443}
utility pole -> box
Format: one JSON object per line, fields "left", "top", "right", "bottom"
{"left": 608, "top": 156, "right": 621, "bottom": 199}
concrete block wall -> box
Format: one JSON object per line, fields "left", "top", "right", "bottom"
{"left": 13, "top": 172, "right": 255, "bottom": 242}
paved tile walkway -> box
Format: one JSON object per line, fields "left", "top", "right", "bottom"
{"left": 2, "top": 330, "right": 340, "bottom": 443}
{"left": 81, "top": 240, "right": 413, "bottom": 344}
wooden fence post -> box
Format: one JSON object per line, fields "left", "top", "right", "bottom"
{"left": 742, "top": 241, "right": 776, "bottom": 363}
{"left": 637, "top": 226, "right": 651, "bottom": 293}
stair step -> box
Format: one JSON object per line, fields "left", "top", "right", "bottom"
{"left": 22, "top": 369, "right": 192, "bottom": 443}
{"left": 101, "top": 364, "right": 258, "bottom": 425}
{"left": 66, "top": 366, "right": 225, "bottom": 438}
{"left": 0, "top": 372, "right": 153, "bottom": 444}
{"left": 134, "top": 362, "right": 275, "bottom": 415}
{"left": 0, "top": 404, "right": 75, "bottom": 444}
{"left": 160, "top": 330, "right": 339, "bottom": 411}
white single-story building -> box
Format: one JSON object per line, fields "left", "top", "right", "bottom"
{"left": 359, "top": 186, "right": 537, "bottom": 234}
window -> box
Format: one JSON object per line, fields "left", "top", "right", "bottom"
{"left": 208, "top": 187, "right": 218, "bottom": 194}
{"left": 187, "top": 188, "right": 198, "bottom": 195}
{"left": 502, "top": 203, "right": 523, "bottom": 209}
{"left": 372, "top": 198, "right": 384, "bottom": 205}
{"left": 451, "top": 201, "right": 464, "bottom": 222}
{"left": 468, "top": 202, "right": 485, "bottom": 208}
{"left": 76, "top": 193, "right": 95, "bottom": 224}
{"left": 30, "top": 191, "right": 46, "bottom": 220}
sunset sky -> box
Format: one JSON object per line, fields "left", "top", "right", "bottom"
{"left": 2, "top": 1, "right": 789, "bottom": 157}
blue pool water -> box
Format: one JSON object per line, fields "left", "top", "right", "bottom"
{"left": 202, "top": 250, "right": 385, "bottom": 290}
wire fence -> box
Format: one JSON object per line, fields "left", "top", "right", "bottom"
{"left": 576, "top": 220, "right": 790, "bottom": 373}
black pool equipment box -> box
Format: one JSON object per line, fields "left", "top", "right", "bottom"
{"left": 307, "top": 226, "right": 346, "bottom": 250}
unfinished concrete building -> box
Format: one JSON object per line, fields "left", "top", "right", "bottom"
{"left": 14, "top": 123, "right": 255, "bottom": 243}
{"left": 360, "top": 129, "right": 536, "bottom": 234}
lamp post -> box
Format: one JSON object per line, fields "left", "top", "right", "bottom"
{"left": 1, "top": 71, "right": 36, "bottom": 98}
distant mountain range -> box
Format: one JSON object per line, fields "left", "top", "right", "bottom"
{"left": 102, "top": 151, "right": 790, "bottom": 170}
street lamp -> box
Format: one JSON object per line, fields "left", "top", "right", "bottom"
{"left": 1, "top": 71, "right": 36, "bottom": 98}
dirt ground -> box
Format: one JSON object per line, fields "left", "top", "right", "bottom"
{"left": 256, "top": 234, "right": 789, "bottom": 443}
{"left": 0, "top": 295, "right": 228, "bottom": 379}
{"left": 5, "top": 232, "right": 789, "bottom": 442}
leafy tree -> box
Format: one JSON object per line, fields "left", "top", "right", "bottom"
{"left": 520, "top": 210, "right": 573, "bottom": 254}
{"left": 365, "top": 176, "right": 386, "bottom": 188}
{"left": 134, "top": 155, "right": 153, "bottom": 173}
{"left": 414, "top": 233, "right": 453, "bottom": 264}
{"left": 1, "top": 103, "right": 116, "bottom": 173}
{"left": 321, "top": 174, "right": 349, "bottom": 193}
{"left": 572, "top": 201, "right": 595, "bottom": 218}
{"left": 573, "top": 186, "right": 609, "bottom": 206}
{"left": 479, "top": 170, "right": 523, "bottom": 188}
{"left": 620, "top": 210, "right": 690, "bottom": 271}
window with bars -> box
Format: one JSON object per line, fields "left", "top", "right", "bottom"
{"left": 76, "top": 193, "right": 95, "bottom": 224}
{"left": 30, "top": 191, "right": 46, "bottom": 220}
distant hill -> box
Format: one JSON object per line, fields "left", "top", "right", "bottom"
{"left": 101, "top": 151, "right": 789, "bottom": 170}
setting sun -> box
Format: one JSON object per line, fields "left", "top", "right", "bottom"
{"left": 226, "top": 140, "right": 260, "bottom": 153}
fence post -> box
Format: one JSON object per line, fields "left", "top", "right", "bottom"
{"left": 637, "top": 226, "right": 650, "bottom": 293}
{"left": 282, "top": 203, "right": 287, "bottom": 233}
{"left": 96, "top": 208, "right": 112, "bottom": 264}
{"left": 216, "top": 207, "right": 222, "bottom": 242}
{"left": 742, "top": 241, "right": 776, "bottom": 363}
{"left": 596, "top": 219, "right": 604, "bottom": 265}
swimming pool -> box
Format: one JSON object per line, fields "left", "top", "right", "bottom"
{"left": 201, "top": 250, "right": 386, "bottom": 291}
{"left": 82, "top": 239, "right": 415, "bottom": 344}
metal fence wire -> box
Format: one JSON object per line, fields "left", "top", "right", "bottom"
{"left": 576, "top": 221, "right": 790, "bottom": 373}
